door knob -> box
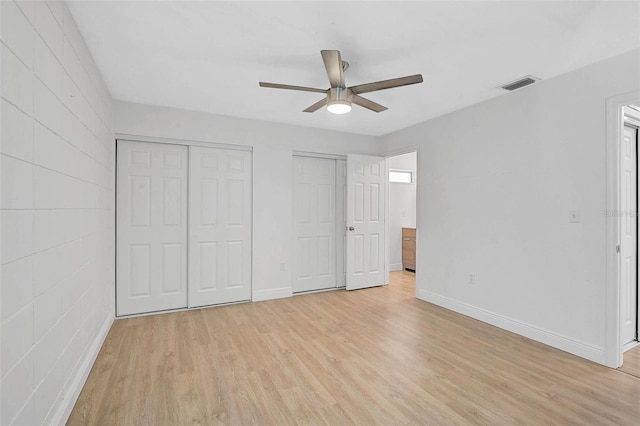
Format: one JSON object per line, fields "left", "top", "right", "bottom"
{"left": 347, "top": 226, "right": 355, "bottom": 231}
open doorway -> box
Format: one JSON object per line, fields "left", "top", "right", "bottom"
{"left": 387, "top": 152, "right": 417, "bottom": 280}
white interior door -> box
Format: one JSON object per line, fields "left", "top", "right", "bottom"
{"left": 189, "top": 146, "right": 252, "bottom": 307}
{"left": 621, "top": 124, "right": 638, "bottom": 348}
{"left": 117, "top": 141, "right": 188, "bottom": 316}
{"left": 346, "top": 154, "right": 386, "bottom": 290}
{"left": 293, "top": 156, "right": 337, "bottom": 293}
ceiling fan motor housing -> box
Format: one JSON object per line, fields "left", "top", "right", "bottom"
{"left": 327, "top": 87, "right": 352, "bottom": 114}
{"left": 329, "top": 87, "right": 351, "bottom": 102}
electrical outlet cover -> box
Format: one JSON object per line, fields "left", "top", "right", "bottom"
{"left": 569, "top": 209, "right": 581, "bottom": 223}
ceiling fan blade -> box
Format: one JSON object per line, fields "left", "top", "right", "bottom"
{"left": 349, "top": 74, "right": 423, "bottom": 95}
{"left": 259, "top": 82, "right": 327, "bottom": 94}
{"left": 351, "top": 95, "right": 388, "bottom": 113}
{"left": 303, "top": 97, "right": 329, "bottom": 113}
{"left": 321, "top": 50, "right": 345, "bottom": 88}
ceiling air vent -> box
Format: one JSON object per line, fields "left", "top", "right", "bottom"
{"left": 500, "top": 75, "right": 540, "bottom": 91}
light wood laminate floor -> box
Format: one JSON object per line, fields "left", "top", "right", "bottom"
{"left": 621, "top": 345, "right": 640, "bottom": 379}
{"left": 69, "top": 271, "right": 640, "bottom": 425}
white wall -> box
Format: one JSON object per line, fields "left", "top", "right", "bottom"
{"left": 114, "top": 101, "right": 381, "bottom": 301}
{"left": 0, "top": 2, "right": 115, "bottom": 424}
{"left": 380, "top": 49, "right": 640, "bottom": 365}
{"left": 388, "top": 152, "right": 417, "bottom": 270}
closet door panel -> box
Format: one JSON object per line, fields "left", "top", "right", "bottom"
{"left": 189, "top": 146, "right": 252, "bottom": 307}
{"left": 292, "top": 156, "right": 337, "bottom": 293}
{"left": 117, "top": 141, "right": 188, "bottom": 316}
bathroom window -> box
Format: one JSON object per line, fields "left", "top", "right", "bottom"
{"left": 389, "top": 169, "right": 414, "bottom": 184}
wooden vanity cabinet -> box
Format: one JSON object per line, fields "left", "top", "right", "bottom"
{"left": 402, "top": 228, "right": 416, "bottom": 271}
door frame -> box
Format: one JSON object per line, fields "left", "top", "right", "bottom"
{"left": 116, "top": 133, "right": 253, "bottom": 152}
{"left": 622, "top": 108, "right": 640, "bottom": 352}
{"left": 115, "top": 135, "right": 253, "bottom": 317}
{"left": 605, "top": 91, "right": 640, "bottom": 367}
{"left": 291, "top": 151, "right": 347, "bottom": 293}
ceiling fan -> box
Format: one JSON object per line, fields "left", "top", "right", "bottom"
{"left": 259, "top": 50, "right": 423, "bottom": 114}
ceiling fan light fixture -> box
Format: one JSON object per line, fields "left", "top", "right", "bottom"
{"left": 259, "top": 50, "right": 423, "bottom": 114}
{"left": 327, "top": 100, "right": 352, "bottom": 114}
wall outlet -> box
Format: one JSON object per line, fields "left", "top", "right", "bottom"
{"left": 468, "top": 274, "right": 475, "bottom": 284}
{"left": 569, "top": 209, "right": 581, "bottom": 223}
{"left": 280, "top": 262, "right": 286, "bottom": 271}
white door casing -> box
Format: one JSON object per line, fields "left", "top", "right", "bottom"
{"left": 292, "top": 156, "right": 337, "bottom": 293}
{"left": 346, "top": 154, "right": 386, "bottom": 290}
{"left": 621, "top": 124, "right": 638, "bottom": 347}
{"left": 117, "top": 141, "right": 188, "bottom": 316}
{"left": 189, "top": 146, "right": 252, "bottom": 307}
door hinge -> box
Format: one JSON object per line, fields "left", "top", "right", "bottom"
{"left": 616, "top": 244, "right": 620, "bottom": 253}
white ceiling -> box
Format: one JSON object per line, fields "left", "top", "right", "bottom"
{"left": 67, "top": 1, "right": 640, "bottom": 136}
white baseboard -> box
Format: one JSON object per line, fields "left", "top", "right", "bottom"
{"left": 418, "top": 289, "right": 606, "bottom": 365}
{"left": 52, "top": 313, "right": 114, "bottom": 426}
{"left": 252, "top": 287, "right": 293, "bottom": 302}
{"left": 389, "top": 263, "right": 403, "bottom": 271}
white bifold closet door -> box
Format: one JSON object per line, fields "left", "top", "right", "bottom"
{"left": 117, "top": 141, "right": 252, "bottom": 316}
{"left": 293, "top": 156, "right": 337, "bottom": 292}
{"left": 189, "top": 146, "right": 252, "bottom": 307}
{"left": 117, "top": 142, "right": 189, "bottom": 316}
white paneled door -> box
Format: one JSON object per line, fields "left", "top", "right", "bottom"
{"left": 293, "top": 156, "right": 337, "bottom": 293}
{"left": 189, "top": 147, "right": 252, "bottom": 307}
{"left": 346, "top": 154, "right": 386, "bottom": 290}
{"left": 117, "top": 141, "right": 188, "bottom": 316}
{"left": 621, "top": 124, "right": 638, "bottom": 348}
